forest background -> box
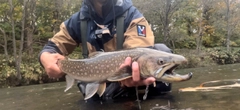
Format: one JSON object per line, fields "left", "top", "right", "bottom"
{"left": 1, "top": 0, "right": 240, "bottom": 87}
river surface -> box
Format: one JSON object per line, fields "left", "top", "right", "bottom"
{"left": 0, "top": 64, "right": 240, "bottom": 110}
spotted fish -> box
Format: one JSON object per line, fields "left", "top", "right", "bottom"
{"left": 57, "top": 48, "right": 192, "bottom": 100}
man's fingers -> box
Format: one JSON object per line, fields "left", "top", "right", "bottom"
{"left": 132, "top": 61, "right": 140, "bottom": 82}
{"left": 42, "top": 53, "right": 65, "bottom": 78}
{"left": 120, "top": 57, "right": 131, "bottom": 68}
{"left": 47, "top": 64, "right": 64, "bottom": 78}
{"left": 52, "top": 53, "right": 65, "bottom": 60}
{"left": 121, "top": 78, "right": 138, "bottom": 87}
{"left": 124, "top": 57, "right": 132, "bottom": 66}
{"left": 122, "top": 77, "right": 156, "bottom": 87}
{"left": 120, "top": 57, "right": 156, "bottom": 87}
{"left": 142, "top": 77, "right": 156, "bottom": 85}
{"left": 57, "top": 54, "right": 65, "bottom": 60}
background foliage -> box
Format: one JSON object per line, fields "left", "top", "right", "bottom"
{"left": 1, "top": 0, "right": 240, "bottom": 87}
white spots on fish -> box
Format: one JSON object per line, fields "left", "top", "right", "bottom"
{"left": 73, "top": 71, "right": 79, "bottom": 75}
{"left": 114, "top": 60, "right": 118, "bottom": 64}
{"left": 112, "top": 58, "right": 115, "bottom": 62}
{"left": 101, "top": 59, "right": 105, "bottom": 62}
{"left": 81, "top": 63, "right": 84, "bottom": 67}
{"left": 90, "top": 69, "right": 93, "bottom": 73}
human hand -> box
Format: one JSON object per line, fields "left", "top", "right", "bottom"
{"left": 120, "top": 57, "right": 156, "bottom": 87}
{"left": 40, "top": 52, "right": 65, "bottom": 78}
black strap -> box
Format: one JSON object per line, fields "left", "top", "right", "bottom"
{"left": 80, "top": 20, "right": 88, "bottom": 58}
{"left": 116, "top": 11, "right": 127, "bottom": 50}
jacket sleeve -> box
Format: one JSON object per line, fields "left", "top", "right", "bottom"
{"left": 39, "top": 23, "right": 78, "bottom": 56}
{"left": 49, "top": 23, "right": 79, "bottom": 56}
{"left": 123, "top": 8, "right": 154, "bottom": 49}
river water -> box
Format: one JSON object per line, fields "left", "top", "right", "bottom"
{"left": 0, "top": 64, "right": 240, "bottom": 110}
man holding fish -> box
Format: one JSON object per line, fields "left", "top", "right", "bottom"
{"left": 39, "top": 0, "right": 191, "bottom": 100}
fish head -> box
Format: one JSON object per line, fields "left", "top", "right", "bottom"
{"left": 137, "top": 50, "right": 188, "bottom": 81}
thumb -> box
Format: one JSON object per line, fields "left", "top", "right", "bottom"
{"left": 55, "top": 53, "right": 65, "bottom": 60}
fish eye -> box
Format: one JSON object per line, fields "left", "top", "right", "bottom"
{"left": 157, "top": 58, "right": 164, "bottom": 65}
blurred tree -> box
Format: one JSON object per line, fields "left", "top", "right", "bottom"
{"left": 8, "top": 0, "right": 22, "bottom": 83}
{"left": 133, "top": 0, "right": 183, "bottom": 46}
{"left": 223, "top": 0, "right": 240, "bottom": 51}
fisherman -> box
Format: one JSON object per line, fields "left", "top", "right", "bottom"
{"left": 39, "top": 0, "right": 172, "bottom": 100}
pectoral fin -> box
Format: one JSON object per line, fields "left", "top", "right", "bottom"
{"left": 97, "top": 83, "right": 106, "bottom": 97}
{"left": 107, "top": 65, "right": 132, "bottom": 81}
{"left": 118, "top": 65, "right": 132, "bottom": 73}
{"left": 84, "top": 83, "right": 99, "bottom": 100}
{"left": 64, "top": 75, "right": 75, "bottom": 92}
{"left": 107, "top": 73, "right": 132, "bottom": 81}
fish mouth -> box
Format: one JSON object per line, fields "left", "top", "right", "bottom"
{"left": 155, "top": 63, "right": 192, "bottom": 82}
{"left": 155, "top": 63, "right": 178, "bottom": 78}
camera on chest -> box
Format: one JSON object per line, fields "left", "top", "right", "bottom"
{"left": 95, "top": 27, "right": 111, "bottom": 39}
